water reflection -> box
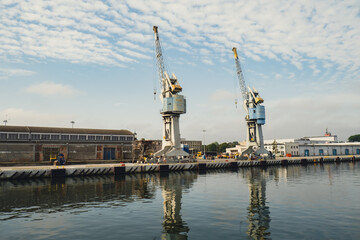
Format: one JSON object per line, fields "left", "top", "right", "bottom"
{"left": 245, "top": 168, "right": 271, "bottom": 239}
{"left": 159, "top": 172, "right": 197, "bottom": 240}
{"left": 2, "top": 163, "right": 356, "bottom": 239}
{"left": 0, "top": 172, "right": 196, "bottom": 239}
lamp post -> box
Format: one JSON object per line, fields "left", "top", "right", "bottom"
{"left": 202, "top": 130, "right": 206, "bottom": 158}
{"left": 70, "top": 121, "right": 75, "bottom": 128}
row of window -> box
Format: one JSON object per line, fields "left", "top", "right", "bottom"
{"left": 304, "top": 148, "right": 360, "bottom": 156}
{"left": 0, "top": 133, "right": 133, "bottom": 142}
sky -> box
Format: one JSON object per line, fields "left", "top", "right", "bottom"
{"left": 0, "top": 0, "right": 359, "bottom": 143}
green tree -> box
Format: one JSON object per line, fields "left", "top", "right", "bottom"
{"left": 348, "top": 134, "right": 360, "bottom": 142}
{"left": 206, "top": 141, "right": 239, "bottom": 153}
{"left": 207, "top": 142, "right": 219, "bottom": 152}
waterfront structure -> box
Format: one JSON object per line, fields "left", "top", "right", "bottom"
{"left": 153, "top": 26, "right": 188, "bottom": 159}
{"left": 264, "top": 132, "right": 360, "bottom": 157}
{"left": 132, "top": 139, "right": 202, "bottom": 162}
{"left": 0, "top": 125, "right": 134, "bottom": 163}
{"left": 227, "top": 131, "right": 360, "bottom": 157}
{"left": 232, "top": 47, "right": 268, "bottom": 156}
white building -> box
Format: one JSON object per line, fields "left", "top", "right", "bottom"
{"left": 298, "top": 142, "right": 360, "bottom": 156}
{"left": 226, "top": 141, "right": 247, "bottom": 156}
{"left": 242, "top": 130, "right": 360, "bottom": 157}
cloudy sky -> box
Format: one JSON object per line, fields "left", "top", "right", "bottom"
{"left": 0, "top": 0, "right": 359, "bottom": 143}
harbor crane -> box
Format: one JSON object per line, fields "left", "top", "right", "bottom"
{"left": 153, "top": 26, "right": 189, "bottom": 160}
{"left": 232, "top": 47, "right": 269, "bottom": 158}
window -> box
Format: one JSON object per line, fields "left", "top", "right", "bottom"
{"left": 70, "top": 135, "right": 78, "bottom": 140}
{"left": 357, "top": 149, "right": 360, "bottom": 154}
{"left": 88, "top": 135, "right": 96, "bottom": 141}
{"left": 79, "top": 135, "right": 86, "bottom": 141}
{"left": 9, "top": 134, "right": 18, "bottom": 140}
{"left": 61, "top": 135, "right": 70, "bottom": 140}
{"left": 126, "top": 136, "right": 133, "bottom": 141}
{"left": 96, "top": 136, "right": 103, "bottom": 141}
{"left": 319, "top": 149, "right": 324, "bottom": 156}
{"left": 41, "top": 134, "right": 50, "bottom": 140}
{"left": 112, "top": 136, "right": 119, "bottom": 141}
{"left": 31, "top": 134, "right": 40, "bottom": 140}
{"left": 19, "top": 134, "right": 29, "bottom": 140}
{"left": 104, "top": 136, "right": 111, "bottom": 141}
{"left": 0, "top": 133, "right": 7, "bottom": 139}
{"left": 345, "top": 149, "right": 349, "bottom": 155}
{"left": 120, "top": 136, "right": 126, "bottom": 141}
{"left": 51, "top": 135, "right": 60, "bottom": 140}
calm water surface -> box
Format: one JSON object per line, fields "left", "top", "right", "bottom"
{"left": 1, "top": 162, "right": 360, "bottom": 239}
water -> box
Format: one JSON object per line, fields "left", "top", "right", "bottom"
{"left": 1, "top": 162, "right": 360, "bottom": 239}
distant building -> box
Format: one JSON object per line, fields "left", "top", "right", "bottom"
{"left": 264, "top": 130, "right": 359, "bottom": 157}
{"left": 181, "top": 139, "right": 202, "bottom": 155}
{"left": 226, "top": 141, "right": 247, "bottom": 156}
{"left": 0, "top": 125, "right": 134, "bottom": 163}
{"left": 229, "top": 130, "right": 360, "bottom": 157}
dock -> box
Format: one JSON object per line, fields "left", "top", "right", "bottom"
{"left": 0, "top": 155, "right": 359, "bottom": 180}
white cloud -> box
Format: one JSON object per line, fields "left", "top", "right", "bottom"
{"left": 0, "top": 0, "right": 358, "bottom": 73}
{"left": 265, "top": 92, "right": 360, "bottom": 141}
{"left": 210, "top": 89, "right": 234, "bottom": 102}
{"left": 0, "top": 108, "right": 74, "bottom": 127}
{"left": 0, "top": 68, "right": 35, "bottom": 79}
{"left": 25, "top": 82, "right": 79, "bottom": 96}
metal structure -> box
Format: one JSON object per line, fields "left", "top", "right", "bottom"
{"left": 232, "top": 47, "right": 269, "bottom": 157}
{"left": 153, "top": 26, "right": 189, "bottom": 159}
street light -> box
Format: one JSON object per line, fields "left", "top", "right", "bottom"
{"left": 202, "top": 130, "right": 206, "bottom": 158}
{"left": 3, "top": 120, "right": 8, "bottom": 126}
{"left": 70, "top": 121, "right": 75, "bottom": 128}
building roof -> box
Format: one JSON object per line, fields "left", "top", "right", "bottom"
{"left": 0, "top": 125, "right": 133, "bottom": 135}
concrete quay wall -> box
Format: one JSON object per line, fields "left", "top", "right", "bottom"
{"left": 0, "top": 155, "right": 359, "bottom": 180}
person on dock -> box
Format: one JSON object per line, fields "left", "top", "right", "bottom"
{"left": 54, "top": 153, "right": 66, "bottom": 166}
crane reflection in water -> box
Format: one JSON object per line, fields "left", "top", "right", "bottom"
{"left": 1, "top": 169, "right": 274, "bottom": 239}
{"left": 245, "top": 168, "right": 271, "bottom": 239}
{"left": 159, "top": 172, "right": 197, "bottom": 240}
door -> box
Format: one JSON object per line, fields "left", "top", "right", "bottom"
{"left": 104, "top": 148, "right": 115, "bottom": 160}
{"left": 319, "top": 149, "right": 324, "bottom": 156}
{"left": 304, "top": 149, "right": 309, "bottom": 156}
{"left": 332, "top": 149, "right": 337, "bottom": 155}
{"left": 345, "top": 149, "right": 349, "bottom": 155}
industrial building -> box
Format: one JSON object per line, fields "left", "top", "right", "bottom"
{"left": 227, "top": 131, "right": 360, "bottom": 157}
{"left": 0, "top": 125, "right": 134, "bottom": 164}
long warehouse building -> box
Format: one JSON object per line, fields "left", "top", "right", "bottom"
{"left": 0, "top": 125, "right": 134, "bottom": 164}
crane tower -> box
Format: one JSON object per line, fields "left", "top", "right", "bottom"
{"left": 153, "top": 26, "right": 189, "bottom": 160}
{"left": 232, "top": 47, "right": 269, "bottom": 157}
